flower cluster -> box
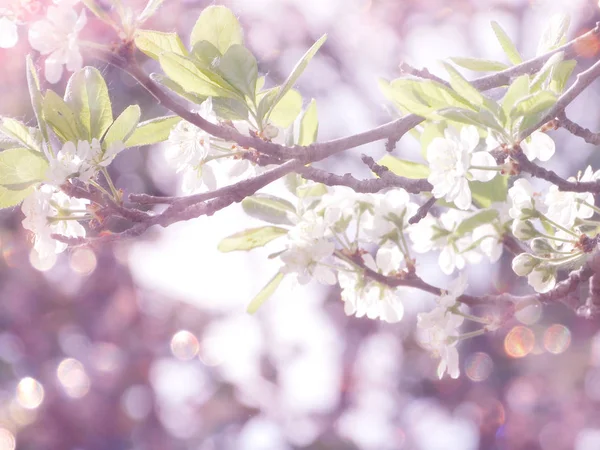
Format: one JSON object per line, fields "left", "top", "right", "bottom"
{"left": 21, "top": 184, "right": 89, "bottom": 263}
{"left": 165, "top": 99, "right": 268, "bottom": 194}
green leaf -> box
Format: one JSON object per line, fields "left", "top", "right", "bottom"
{"left": 190, "top": 5, "right": 243, "bottom": 54}
{"left": 501, "top": 75, "right": 530, "bottom": 120}
{"left": 242, "top": 194, "right": 296, "bottom": 225}
{"left": 134, "top": 29, "right": 187, "bottom": 60}
{"left": 137, "top": 0, "right": 165, "bottom": 24}
{"left": 537, "top": 14, "right": 570, "bottom": 55}
{"left": 298, "top": 99, "right": 318, "bottom": 146}
{"left": 215, "top": 44, "right": 258, "bottom": 99}
{"left": 530, "top": 51, "right": 564, "bottom": 92}
{"left": 0, "top": 148, "right": 48, "bottom": 187}
{"left": 191, "top": 40, "right": 221, "bottom": 67}
{"left": 470, "top": 174, "right": 508, "bottom": 208}
{"left": 212, "top": 97, "right": 250, "bottom": 121}
{"left": 43, "top": 90, "right": 83, "bottom": 142}
{"left": 549, "top": 60, "right": 576, "bottom": 93}
{"left": 257, "top": 88, "right": 279, "bottom": 125}
{"left": 150, "top": 73, "right": 207, "bottom": 105}
{"left": 443, "top": 62, "right": 487, "bottom": 108}
{"left": 449, "top": 57, "right": 509, "bottom": 72}
{"left": 378, "top": 155, "right": 430, "bottom": 179}
{"left": 381, "top": 78, "right": 475, "bottom": 118}
{"left": 0, "top": 118, "right": 40, "bottom": 152}
{"left": 296, "top": 182, "right": 327, "bottom": 198}
{"left": 437, "top": 108, "right": 504, "bottom": 133}
{"left": 159, "top": 52, "right": 235, "bottom": 98}
{"left": 64, "top": 67, "right": 113, "bottom": 141}
{"left": 247, "top": 271, "right": 285, "bottom": 314}
{"left": 125, "top": 115, "right": 181, "bottom": 148}
{"left": 510, "top": 90, "right": 557, "bottom": 118}
{"left": 0, "top": 185, "right": 34, "bottom": 209}
{"left": 491, "top": 21, "right": 523, "bottom": 65}
{"left": 103, "top": 105, "right": 141, "bottom": 148}
{"left": 25, "top": 56, "right": 49, "bottom": 144}
{"left": 218, "top": 226, "right": 289, "bottom": 252}
{"left": 420, "top": 122, "right": 445, "bottom": 158}
{"left": 269, "top": 89, "right": 302, "bottom": 128}
{"left": 456, "top": 209, "right": 499, "bottom": 236}
{"left": 267, "top": 35, "right": 327, "bottom": 121}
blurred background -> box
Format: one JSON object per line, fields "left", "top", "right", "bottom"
{"left": 2, "top": 0, "right": 600, "bottom": 448}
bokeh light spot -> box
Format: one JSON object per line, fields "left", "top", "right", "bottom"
{"left": 29, "top": 248, "right": 56, "bottom": 272}
{"left": 16, "top": 377, "right": 44, "bottom": 409}
{"left": 57, "top": 358, "right": 91, "bottom": 398}
{"left": 170, "top": 330, "right": 199, "bottom": 361}
{"left": 69, "top": 248, "right": 97, "bottom": 275}
{"left": 121, "top": 385, "right": 153, "bottom": 421}
{"left": 0, "top": 428, "right": 15, "bottom": 450}
{"left": 504, "top": 326, "right": 535, "bottom": 358}
{"left": 465, "top": 352, "right": 493, "bottom": 382}
{"left": 515, "top": 299, "right": 542, "bottom": 325}
{"left": 543, "top": 324, "right": 571, "bottom": 354}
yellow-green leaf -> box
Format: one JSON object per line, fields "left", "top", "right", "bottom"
{"left": 378, "top": 155, "right": 430, "bottom": 179}
{"left": 190, "top": 5, "right": 243, "bottom": 54}
{"left": 135, "top": 29, "right": 187, "bottom": 60}
{"left": 298, "top": 99, "right": 318, "bottom": 146}
{"left": 247, "top": 271, "right": 285, "bottom": 314}
{"left": 218, "top": 226, "right": 288, "bottom": 252}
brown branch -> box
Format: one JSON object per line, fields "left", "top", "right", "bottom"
{"left": 518, "top": 56, "right": 600, "bottom": 141}
{"left": 511, "top": 147, "right": 600, "bottom": 193}
{"left": 297, "top": 166, "right": 432, "bottom": 194}
{"left": 409, "top": 196, "right": 437, "bottom": 224}
{"left": 557, "top": 113, "right": 600, "bottom": 146}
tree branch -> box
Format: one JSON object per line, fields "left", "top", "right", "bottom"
{"left": 557, "top": 113, "right": 600, "bottom": 146}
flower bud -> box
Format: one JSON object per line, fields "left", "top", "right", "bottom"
{"left": 511, "top": 253, "right": 540, "bottom": 276}
{"left": 263, "top": 124, "right": 279, "bottom": 140}
{"left": 512, "top": 220, "right": 538, "bottom": 240}
{"left": 530, "top": 238, "right": 555, "bottom": 255}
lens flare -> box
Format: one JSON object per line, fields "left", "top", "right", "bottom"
{"left": 543, "top": 324, "right": 571, "bottom": 354}
{"left": 170, "top": 330, "right": 199, "bottom": 361}
{"left": 504, "top": 326, "right": 535, "bottom": 358}
{"left": 465, "top": 352, "right": 494, "bottom": 382}
{"left": 16, "top": 377, "right": 44, "bottom": 409}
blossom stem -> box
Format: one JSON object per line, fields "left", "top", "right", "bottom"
{"left": 101, "top": 168, "right": 121, "bottom": 201}
{"left": 48, "top": 215, "right": 92, "bottom": 222}
{"left": 456, "top": 311, "right": 491, "bottom": 325}
{"left": 469, "top": 165, "right": 503, "bottom": 171}
{"left": 537, "top": 213, "right": 580, "bottom": 237}
{"left": 456, "top": 329, "right": 487, "bottom": 341}
{"left": 88, "top": 179, "right": 113, "bottom": 200}
{"left": 577, "top": 199, "right": 600, "bottom": 216}
{"left": 535, "top": 232, "right": 578, "bottom": 244}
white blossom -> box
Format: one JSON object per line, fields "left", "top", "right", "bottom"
{"left": 280, "top": 211, "right": 336, "bottom": 285}
{"left": 21, "top": 185, "right": 88, "bottom": 263}
{"left": 361, "top": 188, "right": 418, "bottom": 241}
{"left": 339, "top": 245, "right": 407, "bottom": 323}
{"left": 508, "top": 178, "right": 543, "bottom": 220}
{"left": 544, "top": 166, "right": 598, "bottom": 228}
{"left": 0, "top": 16, "right": 18, "bottom": 48}
{"left": 45, "top": 139, "right": 114, "bottom": 185}
{"left": 472, "top": 223, "right": 503, "bottom": 263}
{"left": 427, "top": 125, "right": 497, "bottom": 210}
{"left": 165, "top": 102, "right": 215, "bottom": 172}
{"left": 417, "top": 273, "right": 468, "bottom": 379}
{"left": 410, "top": 210, "right": 481, "bottom": 275}
{"left": 317, "top": 186, "right": 374, "bottom": 229}
{"left": 28, "top": 1, "right": 86, "bottom": 83}
{"left": 520, "top": 131, "right": 555, "bottom": 162}
{"left": 527, "top": 265, "right": 556, "bottom": 293}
